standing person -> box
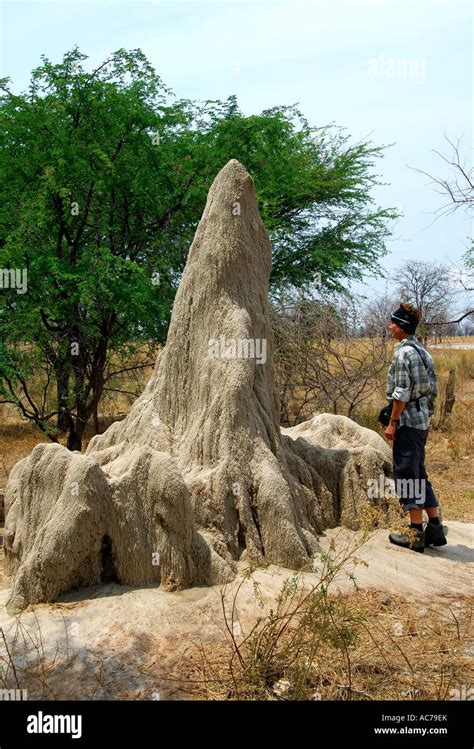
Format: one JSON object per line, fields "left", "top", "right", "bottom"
{"left": 385, "top": 303, "right": 447, "bottom": 553}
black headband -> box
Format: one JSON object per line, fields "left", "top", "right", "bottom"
{"left": 390, "top": 306, "right": 419, "bottom": 334}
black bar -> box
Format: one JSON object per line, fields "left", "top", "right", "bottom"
{"left": 0, "top": 699, "right": 471, "bottom": 747}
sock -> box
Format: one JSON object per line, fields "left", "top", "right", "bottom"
{"left": 410, "top": 523, "right": 423, "bottom": 532}
{"left": 428, "top": 516, "right": 440, "bottom": 526}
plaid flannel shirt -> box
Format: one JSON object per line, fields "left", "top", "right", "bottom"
{"left": 386, "top": 336, "right": 437, "bottom": 430}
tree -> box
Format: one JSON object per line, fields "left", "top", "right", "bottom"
{"left": 272, "top": 293, "right": 391, "bottom": 424}
{"left": 459, "top": 243, "right": 474, "bottom": 292}
{"left": 394, "top": 261, "right": 457, "bottom": 343}
{"left": 0, "top": 47, "right": 396, "bottom": 449}
{"left": 361, "top": 292, "right": 400, "bottom": 340}
{"left": 411, "top": 135, "right": 473, "bottom": 218}
{"left": 411, "top": 136, "right": 474, "bottom": 298}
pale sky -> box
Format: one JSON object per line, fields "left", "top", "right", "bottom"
{"left": 0, "top": 0, "right": 472, "bottom": 302}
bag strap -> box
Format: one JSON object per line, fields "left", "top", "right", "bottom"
{"left": 400, "top": 342, "right": 430, "bottom": 407}
{"left": 401, "top": 341, "right": 428, "bottom": 368}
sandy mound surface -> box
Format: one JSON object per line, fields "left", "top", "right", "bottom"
{"left": 4, "top": 160, "right": 392, "bottom": 614}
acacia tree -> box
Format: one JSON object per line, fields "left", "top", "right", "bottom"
{"left": 0, "top": 48, "right": 396, "bottom": 450}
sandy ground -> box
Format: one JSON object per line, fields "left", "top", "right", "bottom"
{"left": 0, "top": 521, "right": 472, "bottom": 700}
{"left": 429, "top": 343, "right": 474, "bottom": 349}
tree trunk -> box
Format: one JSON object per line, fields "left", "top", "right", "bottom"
{"left": 56, "top": 367, "right": 70, "bottom": 433}
{"left": 442, "top": 368, "right": 456, "bottom": 421}
{"left": 63, "top": 411, "right": 82, "bottom": 452}
{"left": 93, "top": 404, "right": 100, "bottom": 435}
{"left": 66, "top": 427, "right": 82, "bottom": 452}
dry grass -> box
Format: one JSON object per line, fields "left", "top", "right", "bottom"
{"left": 156, "top": 561, "right": 474, "bottom": 701}
{"left": 353, "top": 343, "right": 474, "bottom": 522}
{"left": 180, "top": 591, "right": 474, "bottom": 700}
{"left": 2, "top": 338, "right": 471, "bottom": 519}
{"left": 172, "top": 593, "right": 473, "bottom": 701}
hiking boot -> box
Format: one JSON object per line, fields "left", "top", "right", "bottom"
{"left": 389, "top": 528, "right": 425, "bottom": 553}
{"left": 424, "top": 522, "right": 448, "bottom": 547}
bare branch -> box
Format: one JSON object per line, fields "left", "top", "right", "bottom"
{"left": 426, "top": 310, "right": 474, "bottom": 326}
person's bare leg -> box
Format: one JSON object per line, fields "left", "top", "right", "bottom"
{"left": 409, "top": 508, "right": 423, "bottom": 525}
{"left": 426, "top": 507, "right": 439, "bottom": 520}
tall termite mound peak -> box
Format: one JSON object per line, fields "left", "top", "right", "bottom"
{"left": 3, "top": 159, "right": 392, "bottom": 614}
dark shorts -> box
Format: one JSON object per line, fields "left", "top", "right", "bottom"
{"left": 392, "top": 425, "right": 439, "bottom": 511}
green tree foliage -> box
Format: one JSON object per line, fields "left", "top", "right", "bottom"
{"left": 0, "top": 47, "right": 396, "bottom": 449}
